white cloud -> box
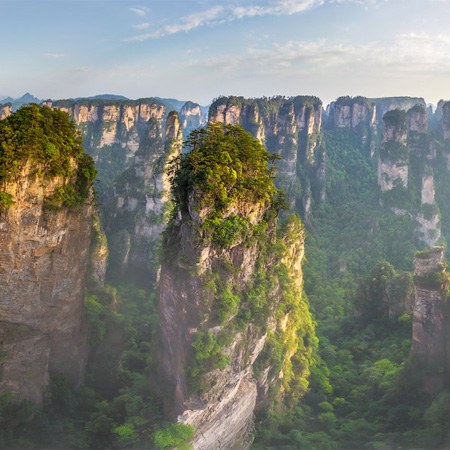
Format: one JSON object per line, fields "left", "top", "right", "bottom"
{"left": 130, "top": 7, "right": 147, "bottom": 17}
{"left": 133, "top": 22, "right": 150, "bottom": 30}
{"left": 125, "top": 0, "right": 386, "bottom": 42}
{"left": 126, "top": 6, "right": 224, "bottom": 41}
{"left": 44, "top": 53, "right": 66, "bottom": 59}
{"left": 196, "top": 32, "right": 450, "bottom": 75}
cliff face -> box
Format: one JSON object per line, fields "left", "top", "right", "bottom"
{"left": 378, "top": 109, "right": 409, "bottom": 192}
{"left": 156, "top": 124, "right": 316, "bottom": 449}
{"left": 208, "top": 96, "right": 324, "bottom": 219}
{"left": 371, "top": 97, "right": 427, "bottom": 123}
{"left": 327, "top": 96, "right": 377, "bottom": 154}
{"left": 180, "top": 101, "right": 206, "bottom": 137}
{"left": 48, "top": 99, "right": 171, "bottom": 196}
{"left": 442, "top": 101, "right": 450, "bottom": 141}
{"left": 0, "top": 104, "right": 12, "bottom": 120}
{"left": 46, "top": 99, "right": 183, "bottom": 283}
{"left": 0, "top": 172, "right": 93, "bottom": 405}
{"left": 106, "top": 111, "right": 182, "bottom": 283}
{"left": 412, "top": 248, "right": 449, "bottom": 393}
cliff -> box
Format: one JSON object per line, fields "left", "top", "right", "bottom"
{"left": 47, "top": 98, "right": 173, "bottom": 198}
{"left": 371, "top": 96, "right": 426, "bottom": 123}
{"left": 378, "top": 109, "right": 409, "bottom": 192}
{"left": 0, "top": 103, "right": 12, "bottom": 120}
{"left": 155, "top": 123, "right": 316, "bottom": 449}
{"left": 208, "top": 96, "right": 324, "bottom": 220}
{"left": 180, "top": 101, "right": 206, "bottom": 137}
{"left": 412, "top": 247, "right": 449, "bottom": 393}
{"left": 0, "top": 105, "right": 96, "bottom": 404}
{"left": 327, "top": 96, "right": 377, "bottom": 154}
{"left": 106, "top": 111, "right": 182, "bottom": 283}
{"left": 46, "top": 99, "right": 184, "bottom": 283}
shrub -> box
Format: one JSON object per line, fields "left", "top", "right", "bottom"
{"left": 153, "top": 423, "right": 194, "bottom": 450}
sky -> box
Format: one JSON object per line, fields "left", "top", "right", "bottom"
{"left": 1, "top": 0, "right": 450, "bottom": 106}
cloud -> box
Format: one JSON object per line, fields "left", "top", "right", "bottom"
{"left": 130, "top": 7, "right": 147, "bottom": 17}
{"left": 196, "top": 32, "right": 450, "bottom": 76}
{"left": 44, "top": 53, "right": 66, "bottom": 59}
{"left": 125, "top": 0, "right": 386, "bottom": 42}
{"left": 126, "top": 6, "right": 224, "bottom": 41}
{"left": 133, "top": 22, "right": 150, "bottom": 30}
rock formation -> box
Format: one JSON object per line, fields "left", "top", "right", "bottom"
{"left": 0, "top": 104, "right": 12, "bottom": 120}
{"left": 327, "top": 96, "right": 377, "bottom": 154}
{"left": 180, "top": 101, "right": 206, "bottom": 137}
{"left": 412, "top": 247, "right": 449, "bottom": 393}
{"left": 208, "top": 96, "right": 324, "bottom": 220}
{"left": 378, "top": 109, "right": 409, "bottom": 192}
{"left": 156, "top": 124, "right": 316, "bottom": 449}
{"left": 106, "top": 111, "right": 182, "bottom": 283}
{"left": 0, "top": 105, "right": 96, "bottom": 404}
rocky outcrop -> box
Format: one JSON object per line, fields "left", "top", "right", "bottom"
{"left": 371, "top": 97, "right": 426, "bottom": 123}
{"left": 208, "top": 96, "right": 324, "bottom": 218}
{"left": 412, "top": 247, "right": 449, "bottom": 393}
{"left": 46, "top": 99, "right": 168, "bottom": 163}
{"left": 0, "top": 165, "right": 94, "bottom": 404}
{"left": 442, "top": 101, "right": 450, "bottom": 140}
{"left": 180, "top": 101, "right": 206, "bottom": 137}
{"left": 0, "top": 104, "right": 12, "bottom": 120}
{"left": 378, "top": 109, "right": 409, "bottom": 191}
{"left": 327, "top": 96, "right": 377, "bottom": 154}
{"left": 106, "top": 111, "right": 182, "bottom": 283}
{"left": 155, "top": 124, "right": 315, "bottom": 449}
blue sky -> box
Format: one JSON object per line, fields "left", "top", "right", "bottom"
{"left": 1, "top": 0, "right": 450, "bottom": 105}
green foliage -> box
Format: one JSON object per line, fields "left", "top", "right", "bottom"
{"left": 169, "top": 123, "right": 279, "bottom": 221}
{"left": 153, "top": 423, "right": 194, "bottom": 450}
{"left": 379, "top": 141, "right": 409, "bottom": 162}
{"left": 217, "top": 285, "right": 240, "bottom": 322}
{"left": 0, "top": 104, "right": 96, "bottom": 208}
{"left": 190, "top": 331, "right": 230, "bottom": 384}
{"left": 0, "top": 191, "right": 13, "bottom": 207}
{"left": 383, "top": 109, "right": 406, "bottom": 128}
{"left": 206, "top": 214, "right": 250, "bottom": 248}
{"left": 84, "top": 294, "right": 107, "bottom": 345}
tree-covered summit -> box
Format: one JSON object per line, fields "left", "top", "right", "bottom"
{"left": 169, "top": 122, "right": 282, "bottom": 219}
{"left": 0, "top": 103, "right": 96, "bottom": 207}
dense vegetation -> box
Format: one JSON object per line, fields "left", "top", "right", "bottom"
{"left": 164, "top": 123, "right": 317, "bottom": 398}
{"left": 0, "top": 104, "right": 96, "bottom": 208}
{"left": 254, "top": 120, "right": 450, "bottom": 449}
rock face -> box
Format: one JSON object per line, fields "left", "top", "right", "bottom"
{"left": 442, "top": 101, "right": 450, "bottom": 140}
{"left": 180, "top": 101, "right": 206, "bottom": 137}
{"left": 0, "top": 166, "right": 94, "bottom": 404}
{"left": 155, "top": 124, "right": 315, "bottom": 449}
{"left": 208, "top": 96, "right": 324, "bottom": 219}
{"left": 48, "top": 99, "right": 172, "bottom": 192}
{"left": 327, "top": 96, "right": 377, "bottom": 154}
{"left": 0, "top": 104, "right": 12, "bottom": 120}
{"left": 412, "top": 247, "right": 449, "bottom": 393}
{"left": 371, "top": 97, "right": 426, "bottom": 123}
{"left": 106, "top": 111, "right": 182, "bottom": 283}
{"left": 378, "top": 109, "right": 409, "bottom": 191}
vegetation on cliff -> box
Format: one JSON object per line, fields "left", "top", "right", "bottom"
{"left": 0, "top": 104, "right": 96, "bottom": 207}
{"left": 164, "top": 123, "right": 317, "bottom": 409}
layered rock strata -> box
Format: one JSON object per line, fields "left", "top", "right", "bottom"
{"left": 412, "top": 247, "right": 449, "bottom": 393}
{"left": 0, "top": 166, "right": 94, "bottom": 404}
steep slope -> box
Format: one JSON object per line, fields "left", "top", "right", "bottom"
{"left": 412, "top": 247, "right": 450, "bottom": 394}
{"left": 156, "top": 123, "right": 316, "bottom": 449}
{"left": 0, "top": 105, "right": 96, "bottom": 404}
